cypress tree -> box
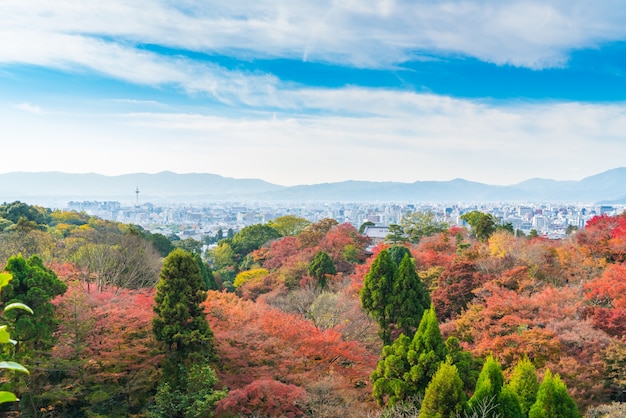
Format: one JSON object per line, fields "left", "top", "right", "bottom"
{"left": 151, "top": 249, "right": 222, "bottom": 417}
{"left": 370, "top": 334, "right": 412, "bottom": 406}
{"left": 508, "top": 356, "right": 539, "bottom": 417}
{"left": 468, "top": 354, "right": 505, "bottom": 411}
{"left": 388, "top": 245, "right": 411, "bottom": 266}
{"left": 360, "top": 249, "right": 397, "bottom": 344}
{"left": 498, "top": 386, "right": 524, "bottom": 418}
{"left": 393, "top": 253, "right": 430, "bottom": 338}
{"left": 153, "top": 249, "right": 217, "bottom": 374}
{"left": 529, "top": 369, "right": 579, "bottom": 418}
{"left": 406, "top": 305, "right": 447, "bottom": 396}
{"left": 419, "top": 359, "right": 467, "bottom": 418}
{"left": 468, "top": 354, "right": 524, "bottom": 418}
{"left": 445, "top": 336, "right": 482, "bottom": 394}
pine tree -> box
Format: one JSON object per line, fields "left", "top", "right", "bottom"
{"left": 360, "top": 249, "right": 397, "bottom": 344}
{"left": 508, "top": 356, "right": 539, "bottom": 417}
{"left": 393, "top": 253, "right": 430, "bottom": 338}
{"left": 529, "top": 369, "right": 579, "bottom": 418}
{"left": 308, "top": 251, "right": 336, "bottom": 289}
{"left": 419, "top": 359, "right": 467, "bottom": 418}
{"left": 406, "top": 305, "right": 447, "bottom": 397}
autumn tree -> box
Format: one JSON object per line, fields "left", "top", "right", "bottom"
{"left": 528, "top": 369, "right": 579, "bottom": 418}
{"left": 308, "top": 251, "right": 336, "bottom": 289}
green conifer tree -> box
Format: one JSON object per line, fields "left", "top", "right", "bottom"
{"left": 153, "top": 249, "right": 217, "bottom": 366}
{"left": 360, "top": 249, "right": 397, "bottom": 344}
{"left": 370, "top": 333, "right": 412, "bottom": 406}
{"left": 445, "top": 336, "right": 482, "bottom": 394}
{"left": 498, "top": 386, "right": 524, "bottom": 418}
{"left": 152, "top": 249, "right": 222, "bottom": 417}
{"left": 468, "top": 354, "right": 505, "bottom": 411}
{"left": 508, "top": 356, "right": 539, "bottom": 417}
{"left": 308, "top": 251, "right": 336, "bottom": 289}
{"left": 528, "top": 369, "right": 579, "bottom": 418}
{"left": 393, "top": 253, "right": 430, "bottom": 338}
{"left": 419, "top": 359, "right": 467, "bottom": 418}
{"left": 406, "top": 305, "right": 447, "bottom": 397}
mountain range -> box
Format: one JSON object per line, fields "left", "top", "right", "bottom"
{"left": 1, "top": 168, "right": 626, "bottom": 206}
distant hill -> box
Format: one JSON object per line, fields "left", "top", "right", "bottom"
{"left": 1, "top": 168, "right": 626, "bottom": 205}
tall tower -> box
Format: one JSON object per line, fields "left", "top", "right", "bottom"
{"left": 135, "top": 186, "right": 140, "bottom": 206}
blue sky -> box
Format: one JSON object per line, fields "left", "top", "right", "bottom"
{"left": 2, "top": 1, "right": 626, "bottom": 186}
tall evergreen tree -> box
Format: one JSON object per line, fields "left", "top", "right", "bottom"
{"left": 508, "top": 356, "right": 539, "bottom": 417}
{"left": 360, "top": 249, "right": 397, "bottom": 344}
{"left": 468, "top": 354, "right": 505, "bottom": 411}
{"left": 153, "top": 249, "right": 217, "bottom": 371}
{"left": 468, "top": 354, "right": 523, "bottom": 418}
{"left": 393, "top": 253, "right": 430, "bottom": 338}
{"left": 152, "top": 249, "right": 222, "bottom": 417}
{"left": 498, "top": 386, "right": 524, "bottom": 418}
{"left": 419, "top": 359, "right": 467, "bottom": 418}
{"left": 528, "top": 369, "right": 579, "bottom": 418}
{"left": 445, "top": 336, "right": 482, "bottom": 394}
{"left": 406, "top": 305, "right": 447, "bottom": 397}
{"left": 388, "top": 245, "right": 411, "bottom": 266}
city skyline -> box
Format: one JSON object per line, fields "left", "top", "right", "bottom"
{"left": 2, "top": 1, "right": 626, "bottom": 186}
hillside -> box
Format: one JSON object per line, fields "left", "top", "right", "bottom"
{"left": 2, "top": 167, "right": 626, "bottom": 204}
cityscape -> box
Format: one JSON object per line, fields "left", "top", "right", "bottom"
{"left": 67, "top": 198, "right": 624, "bottom": 243}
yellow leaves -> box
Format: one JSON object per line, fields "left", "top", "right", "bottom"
{"left": 234, "top": 268, "right": 270, "bottom": 288}
{"left": 488, "top": 231, "right": 516, "bottom": 258}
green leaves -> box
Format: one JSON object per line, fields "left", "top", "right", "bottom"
{"left": 0, "top": 325, "right": 17, "bottom": 345}
{"left": 0, "top": 392, "right": 18, "bottom": 404}
{"left": 2, "top": 302, "right": 34, "bottom": 315}
{"left": 0, "top": 361, "right": 30, "bottom": 374}
{"left": 0, "top": 272, "right": 12, "bottom": 289}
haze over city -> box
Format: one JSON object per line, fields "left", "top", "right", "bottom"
{"left": 2, "top": 1, "right": 626, "bottom": 186}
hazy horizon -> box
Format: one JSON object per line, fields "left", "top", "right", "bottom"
{"left": 2, "top": 1, "right": 626, "bottom": 186}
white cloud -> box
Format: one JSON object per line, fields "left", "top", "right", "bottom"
{"left": 14, "top": 102, "right": 43, "bottom": 114}
{"left": 1, "top": 0, "right": 626, "bottom": 72}
{"left": 2, "top": 90, "right": 626, "bottom": 185}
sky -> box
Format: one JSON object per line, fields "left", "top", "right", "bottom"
{"left": 2, "top": 1, "right": 626, "bottom": 187}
